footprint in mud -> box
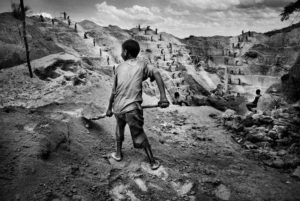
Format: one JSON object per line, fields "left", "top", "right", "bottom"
{"left": 141, "top": 162, "right": 169, "bottom": 181}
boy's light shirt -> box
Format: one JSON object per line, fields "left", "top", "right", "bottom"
{"left": 112, "top": 58, "right": 155, "bottom": 114}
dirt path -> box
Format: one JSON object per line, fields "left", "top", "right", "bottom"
{"left": 0, "top": 104, "right": 299, "bottom": 201}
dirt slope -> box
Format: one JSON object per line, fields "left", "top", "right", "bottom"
{"left": 0, "top": 13, "right": 63, "bottom": 69}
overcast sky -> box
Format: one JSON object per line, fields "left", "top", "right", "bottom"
{"left": 0, "top": 0, "right": 298, "bottom": 38}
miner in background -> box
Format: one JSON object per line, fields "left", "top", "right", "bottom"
{"left": 246, "top": 89, "right": 261, "bottom": 112}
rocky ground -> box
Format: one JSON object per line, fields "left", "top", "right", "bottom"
{"left": 1, "top": 102, "right": 300, "bottom": 201}
{"left": 222, "top": 104, "right": 300, "bottom": 171}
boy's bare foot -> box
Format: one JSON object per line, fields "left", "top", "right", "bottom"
{"left": 150, "top": 160, "right": 160, "bottom": 170}
{"left": 111, "top": 152, "right": 122, "bottom": 161}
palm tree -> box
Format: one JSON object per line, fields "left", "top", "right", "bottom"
{"left": 280, "top": 0, "right": 300, "bottom": 21}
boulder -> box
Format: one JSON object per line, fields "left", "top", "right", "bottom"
{"left": 242, "top": 115, "right": 254, "bottom": 127}
{"left": 271, "top": 158, "right": 285, "bottom": 168}
{"left": 252, "top": 113, "right": 263, "bottom": 120}
{"left": 222, "top": 109, "right": 236, "bottom": 120}
{"left": 259, "top": 116, "right": 274, "bottom": 124}
{"left": 251, "top": 113, "right": 273, "bottom": 126}
{"left": 271, "top": 109, "right": 282, "bottom": 119}
{"left": 191, "top": 95, "right": 209, "bottom": 106}
{"left": 207, "top": 96, "right": 228, "bottom": 111}
{"left": 272, "top": 125, "right": 287, "bottom": 139}
{"left": 284, "top": 155, "right": 300, "bottom": 168}
{"left": 292, "top": 166, "right": 300, "bottom": 179}
{"left": 242, "top": 141, "right": 258, "bottom": 149}
{"left": 255, "top": 126, "right": 268, "bottom": 133}
{"left": 267, "top": 130, "right": 278, "bottom": 140}
{"left": 246, "top": 132, "right": 272, "bottom": 143}
{"left": 277, "top": 150, "right": 287, "bottom": 156}
{"left": 230, "top": 120, "right": 244, "bottom": 132}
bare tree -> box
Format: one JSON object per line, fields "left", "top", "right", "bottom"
{"left": 19, "top": 0, "right": 33, "bottom": 77}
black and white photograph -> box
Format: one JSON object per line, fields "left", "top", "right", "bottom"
{"left": 0, "top": 0, "right": 300, "bottom": 200}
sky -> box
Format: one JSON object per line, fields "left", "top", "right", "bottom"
{"left": 0, "top": 0, "right": 298, "bottom": 38}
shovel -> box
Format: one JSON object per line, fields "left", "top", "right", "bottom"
{"left": 81, "top": 104, "right": 159, "bottom": 121}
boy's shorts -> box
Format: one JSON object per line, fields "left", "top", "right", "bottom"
{"left": 246, "top": 102, "right": 256, "bottom": 108}
{"left": 114, "top": 109, "right": 148, "bottom": 148}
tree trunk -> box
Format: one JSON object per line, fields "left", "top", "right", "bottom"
{"left": 20, "top": 0, "right": 33, "bottom": 78}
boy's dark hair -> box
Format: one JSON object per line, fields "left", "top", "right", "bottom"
{"left": 256, "top": 89, "right": 261, "bottom": 95}
{"left": 122, "top": 39, "right": 140, "bottom": 58}
{"left": 174, "top": 92, "right": 180, "bottom": 98}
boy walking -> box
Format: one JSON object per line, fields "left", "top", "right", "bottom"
{"left": 106, "top": 39, "right": 169, "bottom": 170}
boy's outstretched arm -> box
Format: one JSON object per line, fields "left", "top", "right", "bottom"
{"left": 153, "top": 69, "right": 169, "bottom": 108}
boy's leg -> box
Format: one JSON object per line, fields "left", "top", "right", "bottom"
{"left": 126, "top": 110, "right": 160, "bottom": 170}
{"left": 142, "top": 140, "right": 160, "bottom": 169}
{"left": 249, "top": 103, "right": 256, "bottom": 111}
{"left": 246, "top": 103, "right": 252, "bottom": 111}
{"left": 113, "top": 115, "right": 126, "bottom": 161}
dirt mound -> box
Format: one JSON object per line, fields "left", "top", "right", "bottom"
{"left": 0, "top": 13, "right": 63, "bottom": 69}
{"left": 0, "top": 52, "right": 113, "bottom": 109}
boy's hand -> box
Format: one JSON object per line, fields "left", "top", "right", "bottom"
{"left": 106, "top": 109, "right": 113, "bottom": 117}
{"left": 158, "top": 98, "right": 169, "bottom": 108}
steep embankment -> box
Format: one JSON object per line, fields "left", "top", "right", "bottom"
{"left": 182, "top": 26, "right": 300, "bottom": 101}
{"left": 0, "top": 13, "right": 63, "bottom": 68}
